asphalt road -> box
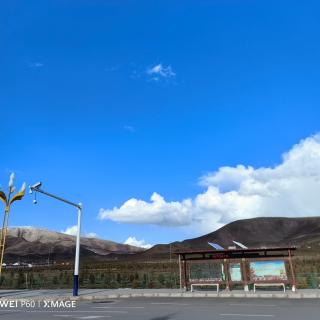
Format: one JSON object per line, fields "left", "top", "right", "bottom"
{"left": 0, "top": 298, "right": 319, "bottom": 320}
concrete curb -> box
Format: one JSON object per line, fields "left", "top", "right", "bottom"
{"left": 80, "top": 292, "right": 320, "bottom": 300}
{"left": 1, "top": 291, "right": 319, "bottom": 301}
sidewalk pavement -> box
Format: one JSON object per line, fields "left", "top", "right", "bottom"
{"left": 0, "top": 288, "right": 319, "bottom": 300}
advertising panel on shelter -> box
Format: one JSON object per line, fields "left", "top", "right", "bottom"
{"left": 229, "top": 263, "right": 242, "bottom": 282}
{"left": 190, "top": 263, "right": 225, "bottom": 282}
{"left": 250, "top": 260, "right": 287, "bottom": 281}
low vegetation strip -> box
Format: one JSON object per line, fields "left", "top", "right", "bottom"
{"left": 0, "top": 257, "right": 319, "bottom": 290}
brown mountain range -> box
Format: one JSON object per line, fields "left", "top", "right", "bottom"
{"left": 3, "top": 217, "right": 320, "bottom": 263}
{"left": 3, "top": 227, "right": 144, "bottom": 263}
{"left": 133, "top": 217, "right": 320, "bottom": 260}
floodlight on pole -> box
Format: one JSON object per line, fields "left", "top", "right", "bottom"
{"left": 29, "top": 183, "right": 82, "bottom": 296}
{"left": 0, "top": 173, "right": 26, "bottom": 279}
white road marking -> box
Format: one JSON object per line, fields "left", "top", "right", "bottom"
{"left": 92, "top": 301, "right": 119, "bottom": 304}
{"left": 229, "top": 304, "right": 277, "bottom": 307}
{"left": 91, "top": 311, "right": 128, "bottom": 314}
{"left": 0, "top": 310, "right": 116, "bottom": 314}
{"left": 73, "top": 317, "right": 111, "bottom": 319}
{"left": 150, "top": 302, "right": 188, "bottom": 306}
{"left": 220, "top": 314, "right": 274, "bottom": 317}
{"left": 54, "top": 316, "right": 110, "bottom": 319}
{"left": 92, "top": 306, "right": 144, "bottom": 309}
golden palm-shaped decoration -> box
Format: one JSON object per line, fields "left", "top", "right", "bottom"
{"left": 0, "top": 173, "right": 26, "bottom": 279}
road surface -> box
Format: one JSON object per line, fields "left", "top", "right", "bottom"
{"left": 0, "top": 297, "right": 319, "bottom": 320}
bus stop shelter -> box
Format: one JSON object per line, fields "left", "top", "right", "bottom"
{"left": 175, "top": 247, "right": 296, "bottom": 292}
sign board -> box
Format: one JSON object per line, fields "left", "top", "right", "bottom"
{"left": 250, "top": 260, "right": 287, "bottom": 281}
{"left": 190, "top": 263, "right": 225, "bottom": 282}
{"left": 229, "top": 263, "right": 242, "bottom": 282}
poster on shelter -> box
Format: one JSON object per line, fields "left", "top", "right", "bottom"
{"left": 229, "top": 263, "right": 242, "bottom": 282}
{"left": 250, "top": 260, "right": 287, "bottom": 281}
{"left": 189, "top": 263, "right": 225, "bottom": 282}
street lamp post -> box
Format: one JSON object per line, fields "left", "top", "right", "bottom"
{"left": 74, "top": 204, "right": 82, "bottom": 296}
{"left": 0, "top": 173, "right": 26, "bottom": 279}
{"left": 29, "top": 182, "right": 82, "bottom": 296}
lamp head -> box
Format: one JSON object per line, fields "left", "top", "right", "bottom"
{"left": 31, "top": 182, "right": 42, "bottom": 190}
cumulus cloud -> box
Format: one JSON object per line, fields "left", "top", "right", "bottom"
{"left": 99, "top": 192, "right": 194, "bottom": 226}
{"left": 62, "top": 225, "right": 78, "bottom": 236}
{"left": 99, "top": 134, "right": 320, "bottom": 234}
{"left": 61, "top": 225, "right": 98, "bottom": 238}
{"left": 124, "top": 236, "right": 153, "bottom": 249}
{"left": 146, "top": 64, "right": 175, "bottom": 81}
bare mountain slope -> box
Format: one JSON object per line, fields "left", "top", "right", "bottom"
{"left": 4, "top": 217, "right": 320, "bottom": 263}
{"left": 4, "top": 227, "right": 144, "bottom": 263}
{"left": 135, "top": 217, "right": 320, "bottom": 260}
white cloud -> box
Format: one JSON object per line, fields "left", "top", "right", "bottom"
{"left": 124, "top": 236, "right": 153, "bottom": 249}
{"left": 85, "top": 232, "right": 98, "bottom": 238}
{"left": 61, "top": 225, "right": 98, "bottom": 238}
{"left": 99, "top": 192, "right": 193, "bottom": 226}
{"left": 99, "top": 134, "right": 320, "bottom": 234}
{"left": 28, "top": 62, "right": 44, "bottom": 68}
{"left": 124, "top": 125, "right": 135, "bottom": 132}
{"left": 146, "top": 64, "right": 175, "bottom": 81}
{"left": 62, "top": 225, "right": 78, "bottom": 236}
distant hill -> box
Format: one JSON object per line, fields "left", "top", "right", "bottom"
{"left": 133, "top": 217, "right": 320, "bottom": 260}
{"left": 3, "top": 227, "right": 144, "bottom": 263}
{"left": 4, "top": 217, "right": 320, "bottom": 263}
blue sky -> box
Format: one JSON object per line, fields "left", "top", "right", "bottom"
{"left": 2, "top": 1, "right": 320, "bottom": 247}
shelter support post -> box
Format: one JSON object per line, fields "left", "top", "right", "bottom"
{"left": 223, "top": 259, "right": 230, "bottom": 291}
{"left": 178, "top": 254, "right": 182, "bottom": 290}
{"left": 288, "top": 249, "right": 296, "bottom": 292}
{"left": 241, "top": 258, "right": 249, "bottom": 292}
{"left": 183, "top": 255, "right": 188, "bottom": 291}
